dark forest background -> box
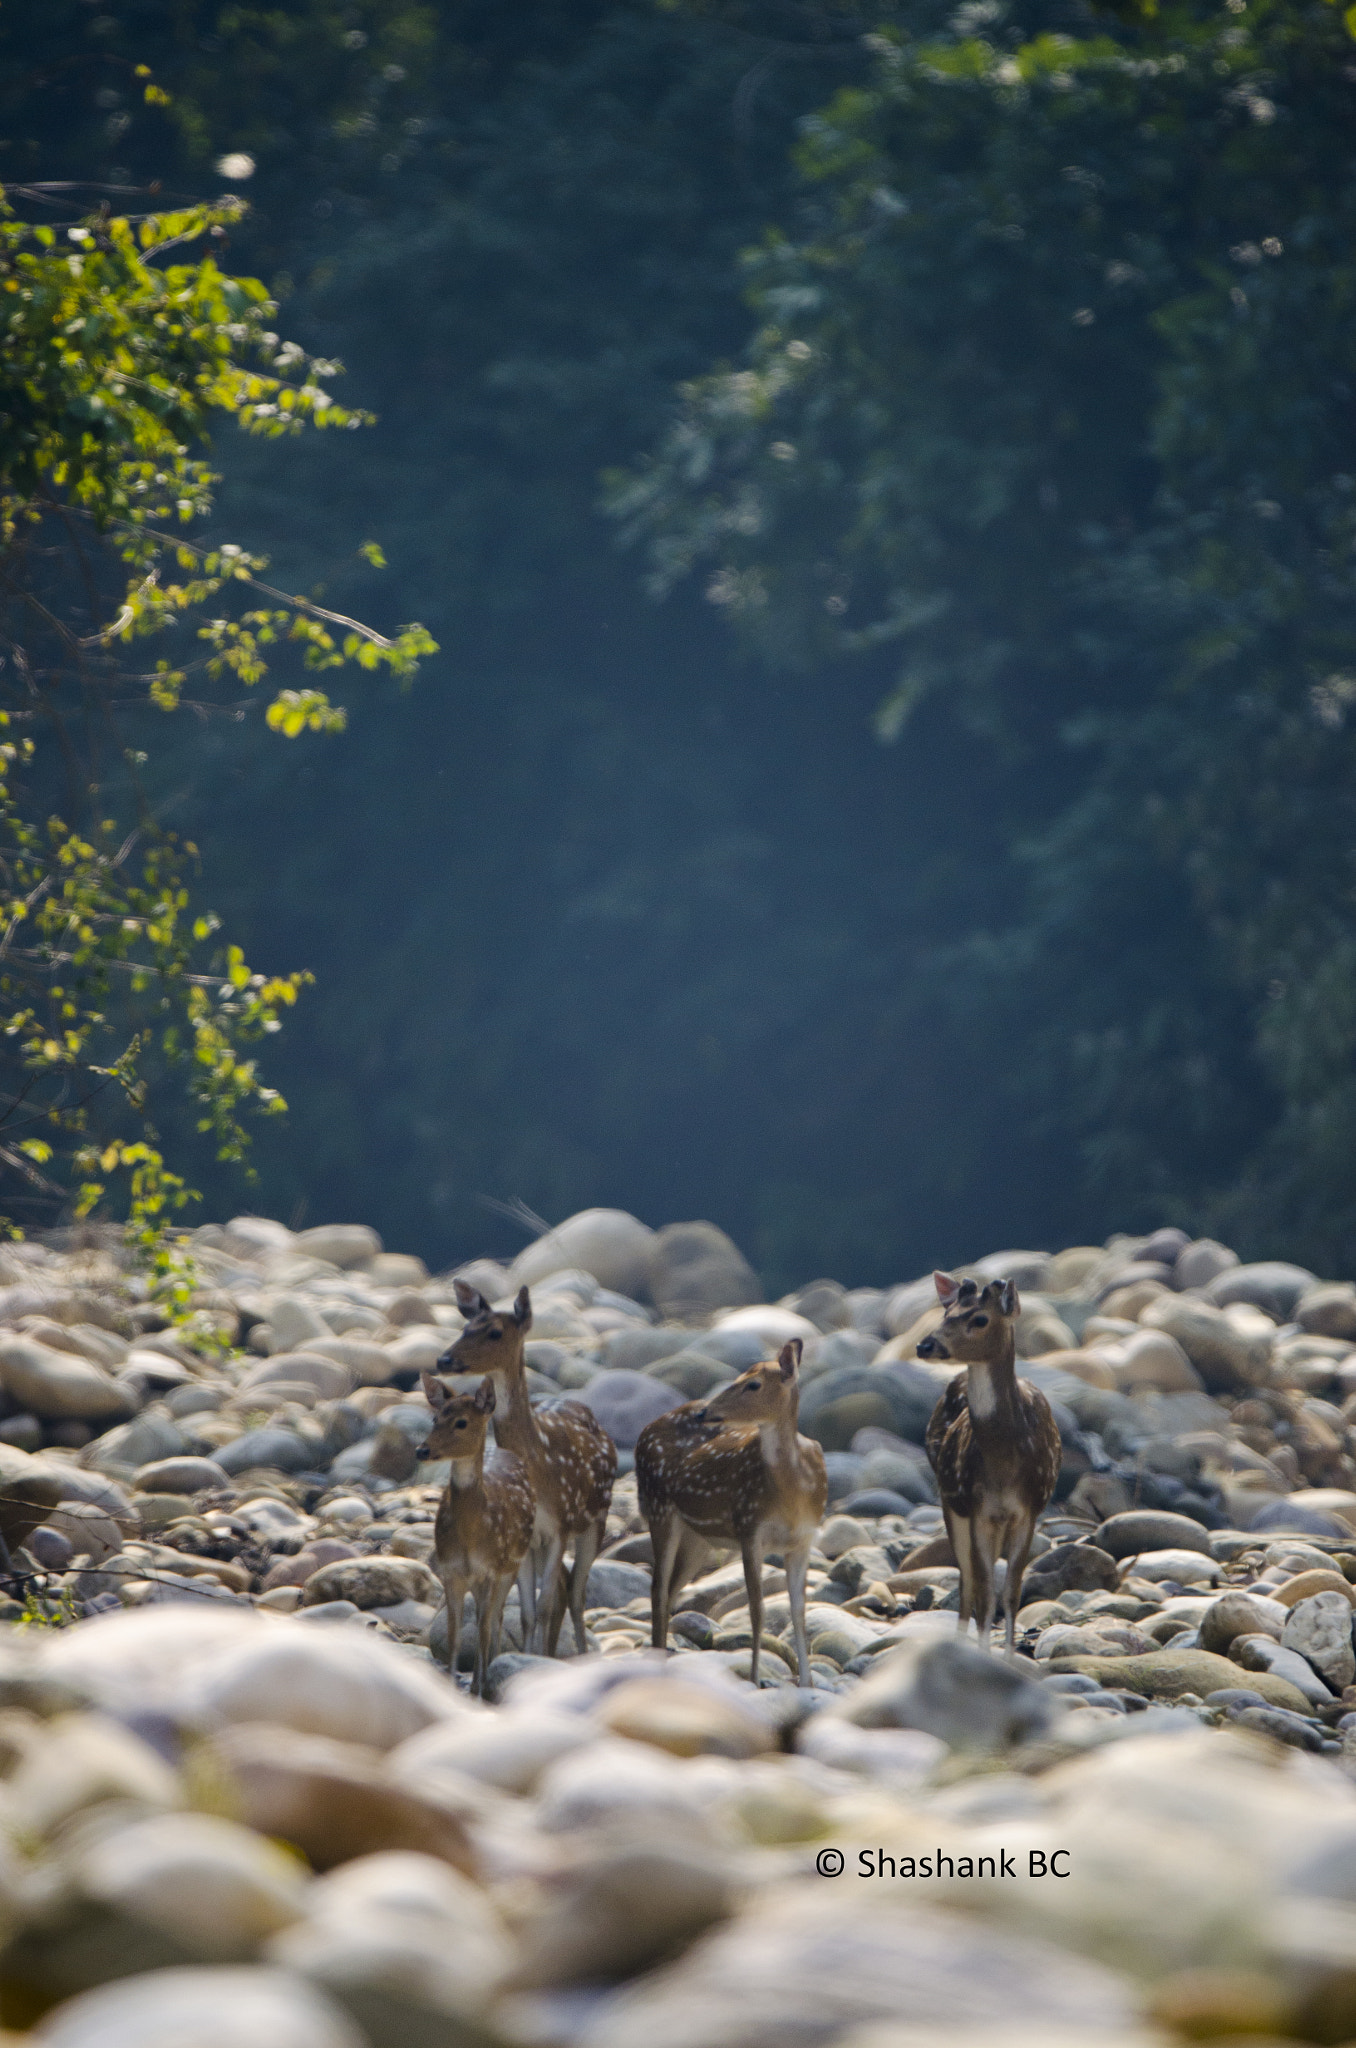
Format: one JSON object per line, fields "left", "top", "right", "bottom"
{"left": 6, "top": 0, "right": 1356, "bottom": 1288}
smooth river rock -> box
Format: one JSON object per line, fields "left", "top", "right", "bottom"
{"left": 1044, "top": 1646, "right": 1312, "bottom": 1712}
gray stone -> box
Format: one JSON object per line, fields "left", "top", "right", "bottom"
{"left": 1249, "top": 1498, "right": 1352, "bottom": 1539}
{"left": 303, "top": 1557, "right": 441, "bottom": 1611}
{"left": 686, "top": 1328, "right": 770, "bottom": 1369}
{"left": 828, "top": 1636, "right": 1056, "bottom": 1749}
{"left": 971, "top": 1250, "right": 1052, "bottom": 1289}
{"left": 1139, "top": 1227, "right": 1190, "bottom": 1266}
{"left": 1138, "top": 1294, "right": 1272, "bottom": 1392}
{"left": 1095, "top": 1509, "right": 1212, "bottom": 1559}
{"left": 646, "top": 1221, "right": 760, "bottom": 1321}
{"left": 31, "top": 1965, "right": 365, "bottom": 2048}
{"left": 215, "top": 1426, "right": 313, "bottom": 1476}
{"left": 484, "top": 1652, "right": 555, "bottom": 1702}
{"left": 133, "top": 1456, "right": 230, "bottom": 1495}
{"left": 512, "top": 1209, "right": 656, "bottom": 1299}
{"left": 581, "top": 1888, "right": 1138, "bottom": 2048}
{"left": 86, "top": 1409, "right": 187, "bottom": 1473}
{"left": 783, "top": 1280, "right": 850, "bottom": 1333}
{"left": 574, "top": 1369, "right": 682, "bottom": 1448}
{"left": 1021, "top": 1543, "right": 1119, "bottom": 1602}
{"left": 839, "top": 1488, "right": 918, "bottom": 1517}
{"left": 1172, "top": 1239, "right": 1240, "bottom": 1291}
{"left": 1282, "top": 1591, "right": 1356, "bottom": 1690}
{"left": 1230, "top": 1632, "right": 1337, "bottom": 1704}
{"left": 0, "top": 1336, "right": 134, "bottom": 1422}
{"left": 600, "top": 1327, "right": 690, "bottom": 1373}
{"left": 239, "top": 1354, "right": 355, "bottom": 1401}
{"left": 585, "top": 1559, "right": 651, "bottom": 1610}
{"left": 1206, "top": 1261, "right": 1317, "bottom": 1320}
{"left": 265, "top": 1298, "right": 333, "bottom": 1354}
{"left": 859, "top": 1446, "right": 936, "bottom": 1501}
{"left": 1198, "top": 1591, "right": 1288, "bottom": 1656}
{"left": 293, "top": 1225, "right": 382, "bottom": 1270}
{"left": 822, "top": 1452, "right": 867, "bottom": 1503}
{"left": 883, "top": 1278, "right": 940, "bottom": 1338}
{"left": 1298, "top": 1284, "right": 1356, "bottom": 1341}
{"left": 646, "top": 1350, "right": 734, "bottom": 1399}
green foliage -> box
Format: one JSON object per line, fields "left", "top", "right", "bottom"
{"left": 616, "top": 0, "right": 1356, "bottom": 1264}
{"left": 0, "top": 193, "right": 434, "bottom": 1238}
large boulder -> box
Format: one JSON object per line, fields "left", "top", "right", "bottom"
{"left": 574, "top": 1370, "right": 682, "bottom": 1448}
{"left": 1172, "top": 1239, "right": 1239, "bottom": 1291}
{"left": 1205, "top": 1261, "right": 1317, "bottom": 1321}
{"left": 1298, "top": 1283, "right": 1356, "bottom": 1341}
{"left": 510, "top": 1209, "right": 656, "bottom": 1299}
{"left": 302, "top": 1558, "right": 441, "bottom": 1612}
{"left": 293, "top": 1226, "right": 382, "bottom": 1271}
{"left": 646, "top": 1222, "right": 760, "bottom": 1321}
{"left": 0, "top": 1443, "right": 69, "bottom": 1544}
{"left": 828, "top": 1636, "right": 1055, "bottom": 1748}
{"left": 30, "top": 1966, "right": 364, "bottom": 2048}
{"left": 0, "top": 1335, "right": 134, "bottom": 1422}
{"left": 1139, "top": 1294, "right": 1272, "bottom": 1392}
{"left": 1044, "top": 1646, "right": 1311, "bottom": 1711}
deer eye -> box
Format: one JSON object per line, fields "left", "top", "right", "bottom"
{"left": 487, "top": 1327, "right": 502, "bottom": 1341}
{"left": 455, "top": 1418, "right": 467, "bottom": 1429}
{"left": 969, "top": 1313, "right": 989, "bottom": 1328}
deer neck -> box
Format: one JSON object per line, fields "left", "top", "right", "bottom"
{"left": 482, "top": 1350, "right": 541, "bottom": 1459}
{"left": 964, "top": 1333, "right": 1019, "bottom": 1430}
{"left": 444, "top": 1452, "right": 484, "bottom": 1494}
{"left": 757, "top": 1404, "right": 802, "bottom": 1476}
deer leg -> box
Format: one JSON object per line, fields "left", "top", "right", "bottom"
{"left": 946, "top": 1512, "right": 973, "bottom": 1635}
{"left": 971, "top": 1518, "right": 1000, "bottom": 1645}
{"left": 443, "top": 1573, "right": 471, "bottom": 1683}
{"left": 784, "top": 1541, "right": 812, "bottom": 1688}
{"left": 533, "top": 1532, "right": 567, "bottom": 1655}
{"left": 1002, "top": 1515, "right": 1036, "bottom": 1658}
{"left": 650, "top": 1512, "right": 683, "bottom": 1651}
{"left": 741, "top": 1533, "right": 765, "bottom": 1686}
{"left": 566, "top": 1515, "right": 604, "bottom": 1656}
{"left": 487, "top": 1573, "right": 513, "bottom": 1674}
{"left": 473, "top": 1580, "right": 496, "bottom": 1698}
{"left": 516, "top": 1550, "right": 539, "bottom": 1651}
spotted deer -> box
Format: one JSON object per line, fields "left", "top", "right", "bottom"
{"left": 416, "top": 1373, "right": 535, "bottom": 1695}
{"left": 437, "top": 1283, "right": 615, "bottom": 1656}
{"left": 917, "top": 1272, "right": 1062, "bottom": 1654}
{"left": 635, "top": 1339, "right": 827, "bottom": 1686}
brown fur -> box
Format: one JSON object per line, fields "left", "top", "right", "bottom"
{"left": 437, "top": 1283, "right": 615, "bottom": 1656}
{"left": 419, "top": 1373, "right": 535, "bottom": 1696}
{"left": 635, "top": 1339, "right": 827, "bottom": 1686}
{"left": 918, "top": 1271, "right": 1062, "bottom": 1654}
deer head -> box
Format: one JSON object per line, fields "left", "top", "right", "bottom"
{"left": 436, "top": 1281, "right": 532, "bottom": 1374}
{"left": 916, "top": 1272, "right": 1019, "bottom": 1362}
{"left": 417, "top": 1370, "right": 496, "bottom": 1460}
{"left": 699, "top": 1339, "right": 802, "bottom": 1425}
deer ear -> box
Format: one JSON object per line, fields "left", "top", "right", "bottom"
{"left": 420, "top": 1370, "right": 449, "bottom": 1410}
{"left": 453, "top": 1280, "right": 489, "bottom": 1316}
{"left": 998, "top": 1278, "right": 1019, "bottom": 1317}
{"left": 473, "top": 1377, "right": 496, "bottom": 1414}
{"left": 934, "top": 1270, "right": 962, "bottom": 1307}
{"left": 779, "top": 1338, "right": 801, "bottom": 1380}
{"left": 512, "top": 1285, "right": 532, "bottom": 1329}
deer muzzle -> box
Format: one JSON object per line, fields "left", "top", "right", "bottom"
{"left": 916, "top": 1333, "right": 948, "bottom": 1360}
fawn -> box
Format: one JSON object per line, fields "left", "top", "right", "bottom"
{"left": 917, "top": 1272, "right": 1062, "bottom": 1654}
{"left": 417, "top": 1373, "right": 535, "bottom": 1695}
{"left": 437, "top": 1282, "right": 616, "bottom": 1656}
{"left": 635, "top": 1338, "right": 827, "bottom": 1687}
